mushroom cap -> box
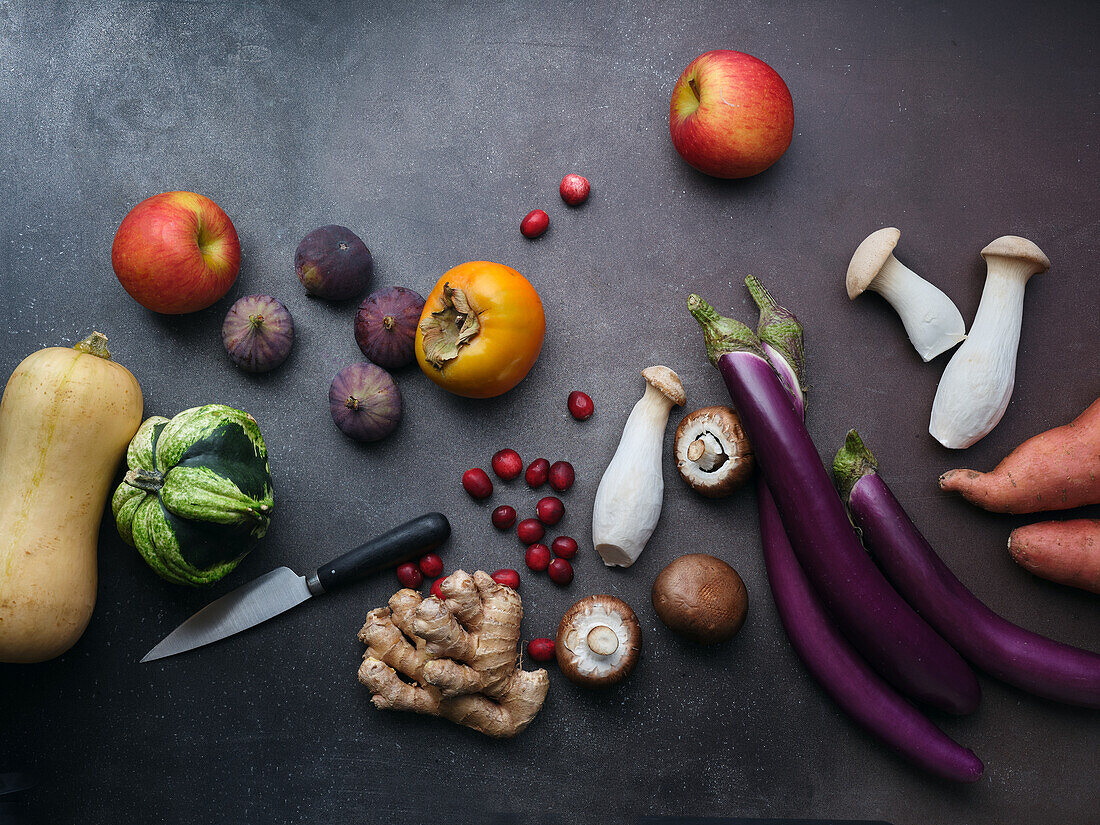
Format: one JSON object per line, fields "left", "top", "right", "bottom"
{"left": 651, "top": 554, "right": 748, "bottom": 644}
{"left": 846, "top": 227, "right": 901, "bottom": 299}
{"left": 642, "top": 365, "right": 686, "bottom": 407}
{"left": 980, "top": 235, "right": 1050, "bottom": 274}
{"left": 673, "top": 406, "right": 754, "bottom": 498}
{"left": 556, "top": 595, "right": 642, "bottom": 688}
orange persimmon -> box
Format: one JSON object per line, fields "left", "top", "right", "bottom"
{"left": 415, "top": 261, "right": 545, "bottom": 399}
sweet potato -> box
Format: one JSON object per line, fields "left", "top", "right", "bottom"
{"left": 1009, "top": 519, "right": 1100, "bottom": 594}
{"left": 939, "top": 398, "right": 1100, "bottom": 513}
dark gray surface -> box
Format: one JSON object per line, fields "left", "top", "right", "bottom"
{"left": 1, "top": 1, "right": 1098, "bottom": 823}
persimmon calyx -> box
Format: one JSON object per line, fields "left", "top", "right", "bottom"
{"left": 419, "top": 283, "right": 481, "bottom": 370}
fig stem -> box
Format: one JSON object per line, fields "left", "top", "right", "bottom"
{"left": 248, "top": 313, "right": 265, "bottom": 330}
{"left": 382, "top": 315, "right": 395, "bottom": 330}
{"left": 345, "top": 396, "right": 361, "bottom": 411}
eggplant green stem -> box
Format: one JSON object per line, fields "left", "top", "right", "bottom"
{"left": 74, "top": 331, "right": 111, "bottom": 360}
{"left": 745, "top": 275, "right": 806, "bottom": 391}
{"left": 687, "top": 294, "right": 765, "bottom": 366}
{"left": 833, "top": 429, "right": 878, "bottom": 503}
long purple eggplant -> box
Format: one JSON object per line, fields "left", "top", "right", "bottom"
{"left": 759, "top": 479, "right": 984, "bottom": 782}
{"left": 689, "top": 293, "right": 980, "bottom": 714}
{"left": 745, "top": 278, "right": 983, "bottom": 780}
{"left": 835, "top": 430, "right": 1100, "bottom": 708}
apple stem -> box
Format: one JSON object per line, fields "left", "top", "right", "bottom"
{"left": 688, "top": 77, "right": 701, "bottom": 102}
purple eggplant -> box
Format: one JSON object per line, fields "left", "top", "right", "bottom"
{"left": 329, "top": 362, "right": 402, "bottom": 442}
{"left": 745, "top": 274, "right": 806, "bottom": 412}
{"left": 744, "top": 278, "right": 982, "bottom": 780}
{"left": 689, "top": 293, "right": 980, "bottom": 715}
{"left": 835, "top": 430, "right": 1100, "bottom": 708}
{"left": 759, "top": 480, "right": 983, "bottom": 782}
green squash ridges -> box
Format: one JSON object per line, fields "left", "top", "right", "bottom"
{"left": 112, "top": 404, "right": 274, "bottom": 586}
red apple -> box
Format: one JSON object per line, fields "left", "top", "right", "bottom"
{"left": 669, "top": 50, "right": 794, "bottom": 179}
{"left": 111, "top": 191, "right": 241, "bottom": 314}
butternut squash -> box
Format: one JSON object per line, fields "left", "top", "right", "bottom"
{"left": 0, "top": 332, "right": 143, "bottom": 662}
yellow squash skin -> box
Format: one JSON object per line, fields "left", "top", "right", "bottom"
{"left": 0, "top": 334, "right": 143, "bottom": 663}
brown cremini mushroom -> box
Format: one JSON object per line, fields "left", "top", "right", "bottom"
{"left": 674, "top": 406, "right": 753, "bottom": 498}
{"left": 652, "top": 554, "right": 747, "bottom": 644}
{"left": 555, "top": 595, "right": 642, "bottom": 688}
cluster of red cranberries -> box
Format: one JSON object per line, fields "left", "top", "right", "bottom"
{"left": 464, "top": 450, "right": 577, "bottom": 586}
{"left": 395, "top": 553, "right": 445, "bottom": 591}
{"left": 520, "top": 174, "right": 591, "bottom": 239}
{"left": 456, "top": 391, "right": 595, "bottom": 589}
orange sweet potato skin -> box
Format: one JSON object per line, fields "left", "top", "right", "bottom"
{"left": 939, "top": 398, "right": 1100, "bottom": 514}
{"left": 1009, "top": 519, "right": 1100, "bottom": 594}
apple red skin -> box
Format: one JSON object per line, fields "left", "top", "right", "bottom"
{"left": 669, "top": 50, "right": 794, "bottom": 179}
{"left": 111, "top": 191, "right": 241, "bottom": 314}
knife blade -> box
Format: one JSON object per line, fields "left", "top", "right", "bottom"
{"left": 141, "top": 512, "right": 450, "bottom": 663}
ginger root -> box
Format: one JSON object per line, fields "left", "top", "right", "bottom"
{"left": 357, "top": 569, "right": 549, "bottom": 738}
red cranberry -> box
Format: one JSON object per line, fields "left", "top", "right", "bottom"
{"left": 491, "top": 505, "right": 517, "bottom": 530}
{"left": 430, "top": 578, "right": 446, "bottom": 600}
{"left": 525, "top": 458, "right": 550, "bottom": 487}
{"left": 516, "top": 518, "right": 545, "bottom": 544}
{"left": 551, "top": 535, "right": 578, "bottom": 559}
{"left": 396, "top": 562, "right": 423, "bottom": 589}
{"left": 520, "top": 209, "right": 549, "bottom": 239}
{"left": 418, "top": 553, "right": 444, "bottom": 578}
{"left": 491, "top": 568, "right": 521, "bottom": 590}
{"left": 559, "top": 174, "right": 590, "bottom": 207}
{"left": 491, "top": 448, "right": 523, "bottom": 480}
{"left": 548, "top": 557, "right": 574, "bottom": 585}
{"left": 462, "top": 468, "right": 493, "bottom": 499}
{"left": 548, "top": 461, "right": 575, "bottom": 493}
{"left": 536, "top": 496, "right": 564, "bottom": 526}
{"left": 527, "top": 637, "right": 556, "bottom": 662}
{"left": 525, "top": 543, "right": 551, "bottom": 572}
{"left": 567, "top": 391, "right": 594, "bottom": 420}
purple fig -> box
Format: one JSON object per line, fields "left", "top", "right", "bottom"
{"left": 295, "top": 225, "right": 373, "bottom": 300}
{"left": 329, "top": 362, "right": 402, "bottom": 442}
{"left": 354, "top": 286, "right": 425, "bottom": 369}
{"left": 221, "top": 295, "right": 295, "bottom": 373}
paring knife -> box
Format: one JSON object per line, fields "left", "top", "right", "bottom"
{"left": 141, "top": 512, "right": 450, "bottom": 663}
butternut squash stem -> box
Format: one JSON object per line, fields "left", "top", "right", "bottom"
{"left": 74, "top": 331, "right": 112, "bottom": 360}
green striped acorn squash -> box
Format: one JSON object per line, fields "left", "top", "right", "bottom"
{"left": 111, "top": 404, "right": 274, "bottom": 585}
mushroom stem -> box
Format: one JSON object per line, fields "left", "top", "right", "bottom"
{"left": 869, "top": 257, "right": 966, "bottom": 361}
{"left": 587, "top": 625, "right": 619, "bottom": 656}
{"left": 688, "top": 432, "right": 727, "bottom": 472}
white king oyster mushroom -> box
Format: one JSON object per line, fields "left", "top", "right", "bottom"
{"left": 847, "top": 227, "right": 967, "bottom": 362}
{"left": 591, "top": 366, "right": 685, "bottom": 567}
{"left": 929, "top": 235, "right": 1050, "bottom": 449}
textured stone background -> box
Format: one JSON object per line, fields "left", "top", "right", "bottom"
{"left": 1, "top": 1, "right": 1097, "bottom": 823}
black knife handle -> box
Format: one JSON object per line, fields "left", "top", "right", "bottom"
{"left": 308, "top": 512, "right": 450, "bottom": 595}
